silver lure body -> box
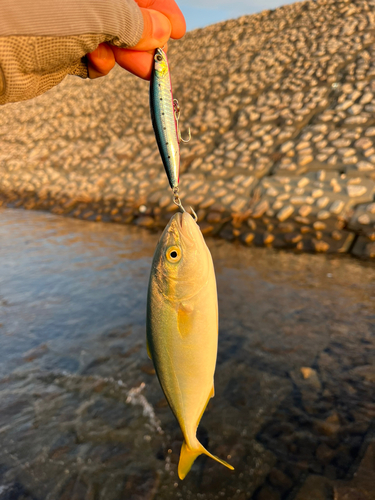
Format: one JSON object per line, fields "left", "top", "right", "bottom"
{"left": 150, "top": 48, "right": 180, "bottom": 189}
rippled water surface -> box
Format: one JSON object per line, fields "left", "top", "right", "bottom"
{"left": 0, "top": 209, "right": 374, "bottom": 500}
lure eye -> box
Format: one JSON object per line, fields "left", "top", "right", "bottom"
{"left": 155, "top": 54, "right": 163, "bottom": 62}
{"left": 166, "top": 246, "right": 182, "bottom": 263}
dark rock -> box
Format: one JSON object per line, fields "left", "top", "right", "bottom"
{"left": 268, "top": 467, "right": 293, "bottom": 491}
{"left": 294, "top": 475, "right": 333, "bottom": 500}
{"left": 256, "top": 485, "right": 281, "bottom": 500}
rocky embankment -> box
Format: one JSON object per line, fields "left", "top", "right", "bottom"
{"left": 1, "top": 0, "right": 375, "bottom": 258}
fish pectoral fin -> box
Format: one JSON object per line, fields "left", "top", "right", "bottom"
{"left": 210, "top": 384, "right": 215, "bottom": 398}
{"left": 178, "top": 440, "right": 234, "bottom": 480}
{"left": 180, "top": 302, "right": 194, "bottom": 313}
{"left": 177, "top": 303, "right": 194, "bottom": 338}
{"left": 146, "top": 339, "right": 152, "bottom": 360}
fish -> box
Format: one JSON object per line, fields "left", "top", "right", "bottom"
{"left": 149, "top": 48, "right": 190, "bottom": 190}
{"left": 146, "top": 211, "right": 234, "bottom": 479}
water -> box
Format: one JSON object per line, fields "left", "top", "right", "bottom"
{"left": 0, "top": 209, "right": 374, "bottom": 500}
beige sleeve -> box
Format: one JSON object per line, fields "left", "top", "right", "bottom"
{"left": 0, "top": 0, "right": 144, "bottom": 105}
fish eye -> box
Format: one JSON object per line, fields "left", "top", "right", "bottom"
{"left": 166, "top": 246, "right": 182, "bottom": 263}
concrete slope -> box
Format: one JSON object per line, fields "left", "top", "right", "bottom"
{"left": 0, "top": 0, "right": 375, "bottom": 257}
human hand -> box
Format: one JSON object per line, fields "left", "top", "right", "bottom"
{"left": 87, "top": 0, "right": 186, "bottom": 80}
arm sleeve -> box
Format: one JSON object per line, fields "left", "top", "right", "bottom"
{"left": 0, "top": 0, "right": 144, "bottom": 105}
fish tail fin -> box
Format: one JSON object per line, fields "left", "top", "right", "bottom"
{"left": 178, "top": 439, "right": 234, "bottom": 480}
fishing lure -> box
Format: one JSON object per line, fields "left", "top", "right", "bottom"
{"left": 149, "top": 47, "right": 190, "bottom": 192}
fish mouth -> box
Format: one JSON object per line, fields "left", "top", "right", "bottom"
{"left": 169, "top": 212, "right": 200, "bottom": 246}
{"left": 169, "top": 212, "right": 186, "bottom": 236}
{"left": 177, "top": 211, "right": 199, "bottom": 244}
{"left": 175, "top": 211, "right": 183, "bottom": 229}
{"left": 166, "top": 212, "right": 184, "bottom": 242}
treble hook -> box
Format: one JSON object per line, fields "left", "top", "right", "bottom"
{"left": 173, "top": 187, "right": 186, "bottom": 212}
{"left": 190, "top": 206, "right": 198, "bottom": 222}
{"left": 173, "top": 99, "right": 191, "bottom": 144}
{"left": 172, "top": 187, "right": 198, "bottom": 222}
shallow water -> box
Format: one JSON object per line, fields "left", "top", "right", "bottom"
{"left": 0, "top": 209, "right": 374, "bottom": 500}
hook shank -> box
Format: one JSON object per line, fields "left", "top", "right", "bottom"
{"left": 173, "top": 99, "right": 191, "bottom": 144}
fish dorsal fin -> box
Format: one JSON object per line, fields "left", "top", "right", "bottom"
{"left": 177, "top": 302, "right": 194, "bottom": 338}
{"left": 146, "top": 339, "right": 152, "bottom": 360}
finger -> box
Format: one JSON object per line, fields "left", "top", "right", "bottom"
{"left": 130, "top": 8, "right": 171, "bottom": 51}
{"left": 87, "top": 43, "right": 116, "bottom": 78}
{"left": 135, "top": 0, "right": 186, "bottom": 39}
{"left": 112, "top": 44, "right": 168, "bottom": 80}
{"left": 111, "top": 47, "right": 154, "bottom": 80}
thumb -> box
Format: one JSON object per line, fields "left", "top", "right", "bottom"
{"left": 87, "top": 43, "right": 116, "bottom": 79}
{"left": 131, "top": 8, "right": 171, "bottom": 51}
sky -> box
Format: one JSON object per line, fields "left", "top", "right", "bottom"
{"left": 179, "top": 0, "right": 301, "bottom": 31}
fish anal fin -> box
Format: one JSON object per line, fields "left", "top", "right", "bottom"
{"left": 196, "top": 384, "right": 215, "bottom": 430}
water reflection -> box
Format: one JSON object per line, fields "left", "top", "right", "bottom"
{"left": 0, "top": 209, "right": 374, "bottom": 499}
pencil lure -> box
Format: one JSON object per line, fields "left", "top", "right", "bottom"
{"left": 146, "top": 211, "right": 234, "bottom": 479}
{"left": 149, "top": 48, "right": 191, "bottom": 190}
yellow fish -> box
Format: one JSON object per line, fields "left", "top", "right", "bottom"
{"left": 146, "top": 211, "right": 234, "bottom": 480}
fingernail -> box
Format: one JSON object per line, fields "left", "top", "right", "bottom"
{"left": 149, "top": 10, "right": 171, "bottom": 44}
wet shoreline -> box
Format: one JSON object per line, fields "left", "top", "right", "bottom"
{"left": 0, "top": 200, "right": 372, "bottom": 262}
